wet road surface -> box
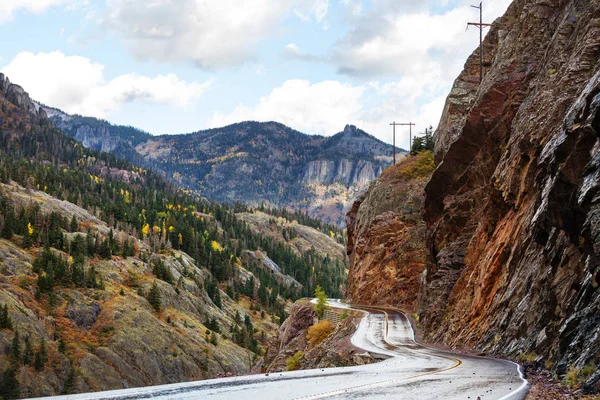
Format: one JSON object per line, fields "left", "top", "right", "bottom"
{"left": 31, "top": 301, "right": 529, "bottom": 399}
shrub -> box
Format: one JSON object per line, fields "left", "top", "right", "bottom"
{"left": 340, "top": 309, "right": 349, "bottom": 320}
{"left": 565, "top": 366, "right": 579, "bottom": 388}
{"left": 516, "top": 352, "right": 537, "bottom": 364}
{"left": 307, "top": 320, "right": 334, "bottom": 347}
{"left": 286, "top": 351, "right": 303, "bottom": 371}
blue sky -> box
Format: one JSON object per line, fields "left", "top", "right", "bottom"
{"left": 0, "top": 0, "right": 511, "bottom": 148}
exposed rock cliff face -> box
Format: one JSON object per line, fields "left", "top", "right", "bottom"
{"left": 0, "top": 74, "right": 46, "bottom": 121}
{"left": 422, "top": 0, "right": 600, "bottom": 382}
{"left": 346, "top": 152, "right": 434, "bottom": 311}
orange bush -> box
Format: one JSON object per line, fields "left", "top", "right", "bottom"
{"left": 307, "top": 320, "right": 334, "bottom": 347}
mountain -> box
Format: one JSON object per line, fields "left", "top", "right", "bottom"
{"left": 347, "top": 0, "right": 600, "bottom": 394}
{"left": 45, "top": 106, "right": 403, "bottom": 226}
{"left": 0, "top": 73, "right": 347, "bottom": 398}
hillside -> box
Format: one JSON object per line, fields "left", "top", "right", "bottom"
{"left": 346, "top": 0, "right": 600, "bottom": 394}
{"left": 46, "top": 107, "right": 403, "bottom": 226}
{"left": 0, "top": 73, "right": 347, "bottom": 398}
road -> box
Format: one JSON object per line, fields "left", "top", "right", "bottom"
{"left": 32, "top": 301, "right": 529, "bottom": 400}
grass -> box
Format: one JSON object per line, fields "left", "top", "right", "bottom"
{"left": 563, "top": 362, "right": 596, "bottom": 389}
{"left": 516, "top": 352, "right": 537, "bottom": 364}
{"left": 380, "top": 151, "right": 436, "bottom": 184}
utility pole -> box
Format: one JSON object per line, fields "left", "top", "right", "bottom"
{"left": 467, "top": 2, "right": 492, "bottom": 83}
{"left": 390, "top": 122, "right": 416, "bottom": 162}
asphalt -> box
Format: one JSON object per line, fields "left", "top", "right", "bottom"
{"left": 29, "top": 301, "right": 530, "bottom": 400}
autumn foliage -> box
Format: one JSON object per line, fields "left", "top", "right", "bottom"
{"left": 307, "top": 320, "right": 334, "bottom": 347}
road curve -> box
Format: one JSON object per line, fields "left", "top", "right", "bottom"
{"left": 31, "top": 301, "right": 529, "bottom": 400}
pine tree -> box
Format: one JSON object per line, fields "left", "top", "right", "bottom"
{"left": 23, "top": 335, "right": 32, "bottom": 366}
{"left": 314, "top": 285, "right": 327, "bottom": 318}
{"left": 0, "top": 304, "right": 12, "bottom": 329}
{"left": 0, "top": 365, "right": 20, "bottom": 400}
{"left": 11, "top": 331, "right": 20, "bottom": 363}
{"left": 148, "top": 281, "right": 161, "bottom": 312}
{"left": 70, "top": 215, "right": 78, "bottom": 232}
{"left": 63, "top": 364, "right": 75, "bottom": 395}
{"left": 1, "top": 206, "right": 14, "bottom": 239}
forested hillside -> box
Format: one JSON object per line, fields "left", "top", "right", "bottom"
{"left": 47, "top": 106, "right": 401, "bottom": 226}
{"left": 0, "top": 74, "right": 346, "bottom": 398}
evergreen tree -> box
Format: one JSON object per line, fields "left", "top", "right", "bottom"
{"left": 23, "top": 335, "right": 32, "bottom": 366}
{"left": 1, "top": 206, "right": 14, "bottom": 239}
{"left": 70, "top": 215, "right": 78, "bottom": 232}
{"left": 314, "top": 286, "right": 327, "bottom": 318}
{"left": 148, "top": 281, "right": 161, "bottom": 312}
{"left": 10, "top": 331, "right": 20, "bottom": 363}
{"left": 0, "top": 365, "right": 20, "bottom": 400}
{"left": 0, "top": 304, "right": 12, "bottom": 330}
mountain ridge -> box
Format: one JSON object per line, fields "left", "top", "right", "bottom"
{"left": 43, "top": 106, "right": 404, "bottom": 226}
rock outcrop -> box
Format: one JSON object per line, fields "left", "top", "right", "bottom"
{"left": 259, "top": 302, "right": 374, "bottom": 372}
{"left": 0, "top": 73, "right": 46, "bottom": 121}
{"left": 421, "top": 0, "right": 600, "bottom": 376}
{"left": 346, "top": 152, "right": 434, "bottom": 311}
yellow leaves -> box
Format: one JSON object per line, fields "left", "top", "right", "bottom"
{"left": 89, "top": 174, "right": 102, "bottom": 184}
{"left": 142, "top": 224, "right": 151, "bottom": 237}
{"left": 168, "top": 226, "right": 176, "bottom": 233}
{"left": 152, "top": 226, "right": 162, "bottom": 235}
{"left": 27, "top": 223, "right": 34, "bottom": 236}
{"left": 178, "top": 233, "right": 183, "bottom": 246}
{"left": 307, "top": 321, "right": 334, "bottom": 347}
{"left": 68, "top": 256, "right": 74, "bottom": 264}
{"left": 329, "top": 230, "right": 335, "bottom": 238}
{"left": 119, "top": 189, "right": 132, "bottom": 203}
{"left": 211, "top": 241, "right": 223, "bottom": 252}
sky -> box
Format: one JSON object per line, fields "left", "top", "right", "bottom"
{"left": 0, "top": 0, "right": 512, "bottom": 149}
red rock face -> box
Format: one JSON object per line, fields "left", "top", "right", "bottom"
{"left": 423, "top": 0, "right": 600, "bottom": 376}
{"left": 346, "top": 153, "right": 434, "bottom": 312}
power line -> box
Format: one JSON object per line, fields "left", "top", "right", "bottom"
{"left": 389, "top": 122, "right": 415, "bottom": 163}
{"left": 467, "top": 2, "right": 492, "bottom": 83}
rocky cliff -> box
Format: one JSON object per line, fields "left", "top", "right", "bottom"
{"left": 422, "top": 0, "right": 600, "bottom": 386}
{"left": 346, "top": 152, "right": 434, "bottom": 311}
{"left": 346, "top": 0, "right": 600, "bottom": 391}
{"left": 258, "top": 301, "right": 375, "bottom": 373}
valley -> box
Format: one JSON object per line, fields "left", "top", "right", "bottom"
{"left": 1, "top": 0, "right": 600, "bottom": 398}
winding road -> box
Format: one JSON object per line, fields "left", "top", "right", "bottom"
{"left": 33, "top": 301, "right": 529, "bottom": 400}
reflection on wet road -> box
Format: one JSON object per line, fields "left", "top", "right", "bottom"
{"left": 31, "top": 301, "right": 529, "bottom": 400}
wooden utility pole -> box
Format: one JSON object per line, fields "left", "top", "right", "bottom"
{"left": 390, "top": 122, "right": 416, "bottom": 163}
{"left": 467, "top": 2, "right": 492, "bottom": 83}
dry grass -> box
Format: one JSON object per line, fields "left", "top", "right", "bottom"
{"left": 307, "top": 320, "right": 334, "bottom": 347}
{"left": 380, "top": 151, "right": 436, "bottom": 184}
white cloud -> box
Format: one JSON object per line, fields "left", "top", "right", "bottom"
{"left": 209, "top": 80, "right": 364, "bottom": 136}
{"left": 0, "top": 0, "right": 74, "bottom": 22}
{"left": 1, "top": 51, "right": 212, "bottom": 118}
{"left": 103, "top": 0, "right": 329, "bottom": 69}
{"left": 208, "top": 78, "right": 445, "bottom": 148}
{"left": 333, "top": 0, "right": 512, "bottom": 78}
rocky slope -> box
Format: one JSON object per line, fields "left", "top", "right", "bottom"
{"left": 345, "top": 152, "right": 434, "bottom": 312}
{"left": 257, "top": 301, "right": 375, "bottom": 373}
{"left": 45, "top": 106, "right": 403, "bottom": 226}
{"left": 346, "top": 0, "right": 600, "bottom": 392}
{"left": 0, "top": 74, "right": 349, "bottom": 398}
